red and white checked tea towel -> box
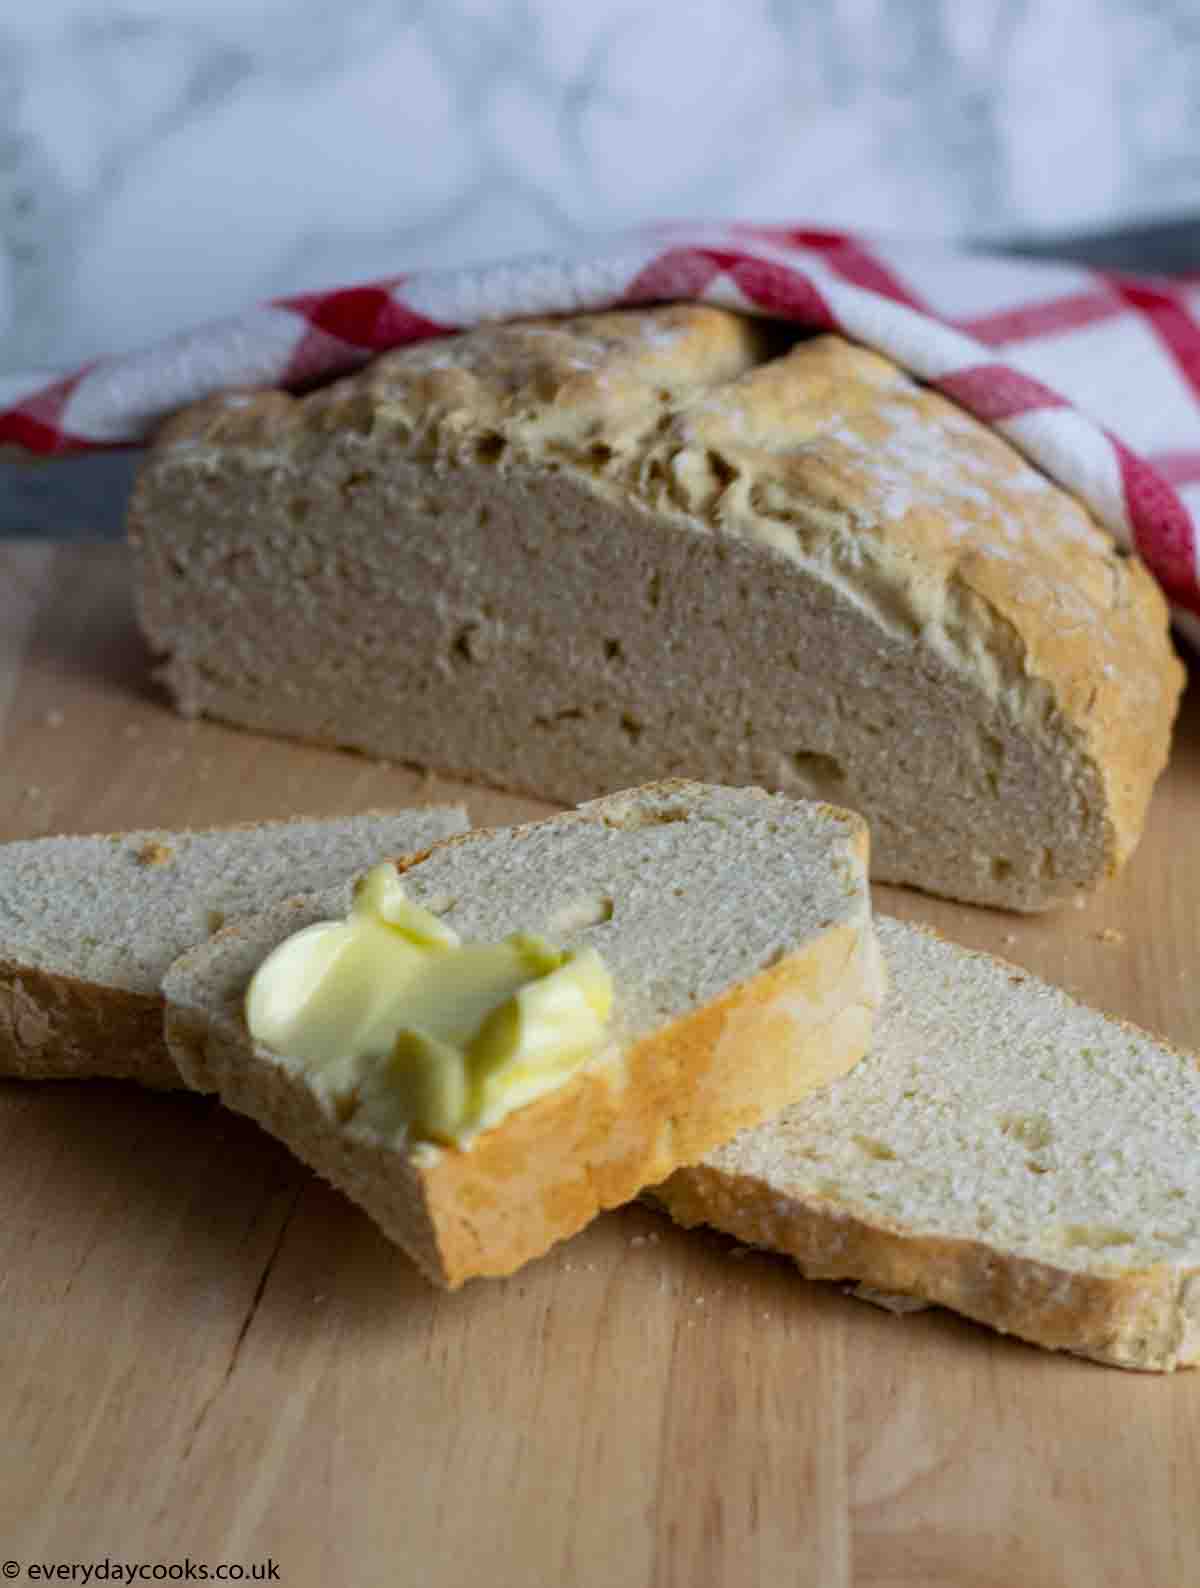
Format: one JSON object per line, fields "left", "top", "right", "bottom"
{"left": 3, "top": 222, "right": 1200, "bottom": 644}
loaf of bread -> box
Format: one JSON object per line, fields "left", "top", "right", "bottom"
{"left": 655, "top": 916, "right": 1200, "bottom": 1372}
{"left": 128, "top": 305, "right": 1183, "bottom": 910}
{"left": 163, "top": 782, "right": 884, "bottom": 1287}
{"left": 0, "top": 807, "right": 466, "bottom": 1086}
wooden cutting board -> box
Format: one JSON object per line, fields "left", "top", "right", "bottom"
{"left": 3, "top": 541, "right": 1199, "bottom": 1588}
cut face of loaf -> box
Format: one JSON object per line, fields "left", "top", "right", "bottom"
{"left": 163, "top": 781, "right": 884, "bottom": 1288}
{"left": 129, "top": 306, "right": 1183, "bottom": 910}
{"left": 656, "top": 916, "right": 1200, "bottom": 1372}
{"left": 0, "top": 807, "right": 467, "bottom": 1086}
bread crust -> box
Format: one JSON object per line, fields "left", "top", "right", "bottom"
{"left": 654, "top": 1165, "right": 1200, "bottom": 1372}
{"left": 130, "top": 307, "right": 1184, "bottom": 909}
{"left": 0, "top": 959, "right": 178, "bottom": 1087}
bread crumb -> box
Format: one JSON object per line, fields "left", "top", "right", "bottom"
{"left": 1096, "top": 926, "right": 1125, "bottom": 945}
{"left": 1073, "top": 896, "right": 1087, "bottom": 910}
{"left": 1003, "top": 934, "right": 1017, "bottom": 946}
{"left": 137, "top": 841, "right": 174, "bottom": 867}
{"left": 851, "top": 1284, "right": 931, "bottom": 1315}
{"left": 44, "top": 710, "right": 64, "bottom": 728}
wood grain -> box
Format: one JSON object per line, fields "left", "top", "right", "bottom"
{"left": 2, "top": 542, "right": 1199, "bottom": 1588}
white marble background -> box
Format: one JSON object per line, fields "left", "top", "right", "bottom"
{"left": 2, "top": 0, "right": 1200, "bottom": 380}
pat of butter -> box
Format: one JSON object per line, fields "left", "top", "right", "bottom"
{"left": 245, "top": 863, "right": 613, "bottom": 1146}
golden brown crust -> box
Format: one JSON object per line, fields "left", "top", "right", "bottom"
{"left": 153, "top": 305, "right": 770, "bottom": 455}
{"left": 654, "top": 1163, "right": 1200, "bottom": 1372}
{"left": 0, "top": 960, "right": 179, "bottom": 1087}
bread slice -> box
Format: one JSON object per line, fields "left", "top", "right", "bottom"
{"left": 0, "top": 807, "right": 467, "bottom": 1087}
{"left": 163, "top": 781, "right": 884, "bottom": 1288}
{"left": 128, "top": 305, "right": 1183, "bottom": 910}
{"left": 655, "top": 916, "right": 1200, "bottom": 1372}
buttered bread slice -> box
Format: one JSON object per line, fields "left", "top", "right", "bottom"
{"left": 163, "top": 782, "right": 884, "bottom": 1288}
{"left": 129, "top": 305, "right": 1183, "bottom": 910}
{"left": 656, "top": 916, "right": 1200, "bottom": 1372}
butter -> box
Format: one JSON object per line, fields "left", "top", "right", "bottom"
{"left": 245, "top": 863, "right": 613, "bottom": 1146}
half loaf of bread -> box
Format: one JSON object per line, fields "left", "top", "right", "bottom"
{"left": 0, "top": 807, "right": 466, "bottom": 1087}
{"left": 164, "top": 781, "right": 884, "bottom": 1287}
{"left": 655, "top": 915, "right": 1200, "bottom": 1372}
{"left": 129, "top": 305, "right": 1183, "bottom": 910}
